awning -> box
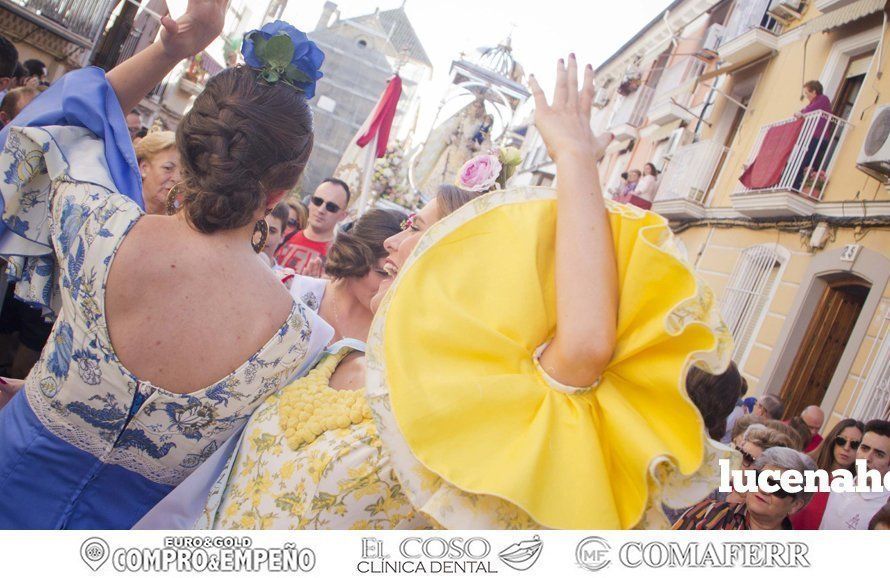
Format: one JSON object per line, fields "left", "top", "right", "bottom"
{"left": 648, "top": 119, "right": 683, "bottom": 141}
{"left": 799, "top": 0, "right": 887, "bottom": 36}
{"left": 698, "top": 52, "right": 775, "bottom": 83}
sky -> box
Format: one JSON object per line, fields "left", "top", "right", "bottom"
{"left": 282, "top": 0, "right": 675, "bottom": 143}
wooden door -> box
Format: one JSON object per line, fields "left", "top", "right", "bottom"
{"left": 780, "top": 278, "right": 869, "bottom": 418}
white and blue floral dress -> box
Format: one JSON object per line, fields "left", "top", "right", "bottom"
{"left": 0, "top": 120, "right": 329, "bottom": 528}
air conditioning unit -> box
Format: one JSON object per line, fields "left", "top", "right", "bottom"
{"left": 768, "top": 0, "right": 805, "bottom": 23}
{"left": 856, "top": 104, "right": 890, "bottom": 183}
{"left": 593, "top": 88, "right": 610, "bottom": 108}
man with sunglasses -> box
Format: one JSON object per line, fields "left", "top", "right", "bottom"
{"left": 821, "top": 419, "right": 890, "bottom": 529}
{"left": 275, "top": 178, "right": 350, "bottom": 273}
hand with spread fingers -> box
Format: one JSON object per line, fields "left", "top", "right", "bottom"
{"left": 528, "top": 55, "right": 612, "bottom": 165}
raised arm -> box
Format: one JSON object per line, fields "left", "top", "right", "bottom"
{"left": 107, "top": 0, "right": 225, "bottom": 112}
{"left": 528, "top": 55, "right": 618, "bottom": 388}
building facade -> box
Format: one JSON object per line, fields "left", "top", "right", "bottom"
{"left": 516, "top": 0, "right": 890, "bottom": 430}
{"left": 303, "top": 2, "right": 432, "bottom": 194}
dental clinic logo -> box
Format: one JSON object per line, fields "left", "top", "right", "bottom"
{"left": 498, "top": 535, "right": 543, "bottom": 571}
{"left": 576, "top": 536, "right": 611, "bottom": 572}
{"left": 81, "top": 537, "right": 110, "bottom": 571}
{"left": 357, "top": 536, "right": 497, "bottom": 574}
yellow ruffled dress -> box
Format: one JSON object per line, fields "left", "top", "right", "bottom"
{"left": 365, "top": 187, "right": 734, "bottom": 530}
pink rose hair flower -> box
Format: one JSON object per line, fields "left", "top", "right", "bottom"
{"left": 457, "top": 154, "right": 502, "bottom": 193}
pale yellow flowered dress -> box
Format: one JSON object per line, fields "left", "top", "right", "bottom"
{"left": 206, "top": 343, "right": 427, "bottom": 530}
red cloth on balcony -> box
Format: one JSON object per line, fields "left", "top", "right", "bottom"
{"left": 739, "top": 117, "right": 805, "bottom": 189}
{"left": 615, "top": 193, "right": 653, "bottom": 210}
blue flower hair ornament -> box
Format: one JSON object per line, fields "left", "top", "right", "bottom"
{"left": 241, "top": 21, "right": 325, "bottom": 99}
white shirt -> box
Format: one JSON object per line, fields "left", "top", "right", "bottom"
{"left": 635, "top": 174, "right": 659, "bottom": 201}
{"left": 819, "top": 478, "right": 889, "bottom": 529}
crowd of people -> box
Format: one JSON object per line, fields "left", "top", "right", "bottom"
{"left": 0, "top": 2, "right": 887, "bottom": 532}
{"left": 676, "top": 365, "right": 889, "bottom": 530}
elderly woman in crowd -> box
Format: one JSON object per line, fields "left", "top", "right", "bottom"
{"left": 790, "top": 418, "right": 865, "bottom": 529}
{"left": 728, "top": 414, "right": 769, "bottom": 448}
{"left": 135, "top": 130, "right": 181, "bottom": 215}
{"left": 674, "top": 447, "right": 816, "bottom": 530}
{"left": 722, "top": 425, "right": 797, "bottom": 504}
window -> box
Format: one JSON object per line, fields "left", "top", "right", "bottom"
{"left": 720, "top": 244, "right": 789, "bottom": 365}
{"left": 833, "top": 52, "right": 873, "bottom": 122}
{"left": 850, "top": 310, "right": 890, "bottom": 421}
{"left": 317, "top": 95, "right": 336, "bottom": 113}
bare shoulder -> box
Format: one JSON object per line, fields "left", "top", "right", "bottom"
{"left": 328, "top": 352, "right": 366, "bottom": 391}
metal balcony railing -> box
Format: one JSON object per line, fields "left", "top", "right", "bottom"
{"left": 609, "top": 85, "right": 654, "bottom": 130}
{"left": 7, "top": 0, "right": 117, "bottom": 42}
{"left": 737, "top": 110, "right": 852, "bottom": 200}
{"left": 657, "top": 140, "right": 729, "bottom": 204}
{"left": 723, "top": 0, "right": 783, "bottom": 45}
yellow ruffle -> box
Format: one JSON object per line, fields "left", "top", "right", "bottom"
{"left": 365, "top": 187, "right": 733, "bottom": 530}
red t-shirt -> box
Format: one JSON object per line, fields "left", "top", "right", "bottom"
{"left": 274, "top": 231, "right": 330, "bottom": 271}
{"left": 789, "top": 481, "right": 831, "bottom": 530}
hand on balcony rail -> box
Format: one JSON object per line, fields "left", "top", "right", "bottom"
{"left": 107, "top": 0, "right": 226, "bottom": 112}
{"left": 527, "top": 55, "right": 617, "bottom": 388}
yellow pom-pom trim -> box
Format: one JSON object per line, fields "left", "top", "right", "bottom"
{"left": 278, "top": 348, "right": 370, "bottom": 451}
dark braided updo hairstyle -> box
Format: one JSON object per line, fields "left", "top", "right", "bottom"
{"left": 175, "top": 66, "right": 314, "bottom": 233}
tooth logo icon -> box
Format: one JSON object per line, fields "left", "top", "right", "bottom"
{"left": 80, "top": 537, "right": 110, "bottom": 571}
{"left": 498, "top": 535, "right": 543, "bottom": 571}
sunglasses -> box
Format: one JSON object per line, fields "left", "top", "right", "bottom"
{"left": 834, "top": 436, "right": 861, "bottom": 450}
{"left": 310, "top": 196, "right": 341, "bottom": 213}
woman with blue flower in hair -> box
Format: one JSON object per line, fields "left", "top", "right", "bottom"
{"left": 0, "top": 1, "right": 332, "bottom": 529}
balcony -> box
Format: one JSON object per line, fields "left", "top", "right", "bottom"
{"left": 718, "top": 0, "right": 783, "bottom": 66}
{"left": 177, "top": 52, "right": 225, "bottom": 96}
{"left": 647, "top": 58, "right": 705, "bottom": 127}
{"left": 608, "top": 86, "right": 654, "bottom": 141}
{"left": 653, "top": 140, "right": 728, "bottom": 219}
{"left": 731, "top": 110, "right": 852, "bottom": 217}
{"left": 1, "top": 0, "right": 117, "bottom": 46}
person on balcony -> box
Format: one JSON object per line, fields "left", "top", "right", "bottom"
{"left": 635, "top": 162, "right": 660, "bottom": 206}
{"left": 616, "top": 168, "right": 655, "bottom": 210}
{"left": 793, "top": 80, "right": 833, "bottom": 191}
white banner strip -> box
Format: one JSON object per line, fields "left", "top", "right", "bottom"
{"left": 0, "top": 530, "right": 882, "bottom": 577}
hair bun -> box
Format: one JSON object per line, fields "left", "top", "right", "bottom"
{"left": 176, "top": 65, "right": 314, "bottom": 234}
{"left": 325, "top": 231, "right": 374, "bottom": 279}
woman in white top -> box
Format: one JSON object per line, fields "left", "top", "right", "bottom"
{"left": 634, "top": 162, "right": 660, "bottom": 206}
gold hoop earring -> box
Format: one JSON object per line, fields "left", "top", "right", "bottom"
{"left": 165, "top": 183, "right": 183, "bottom": 216}
{"left": 252, "top": 218, "right": 269, "bottom": 253}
